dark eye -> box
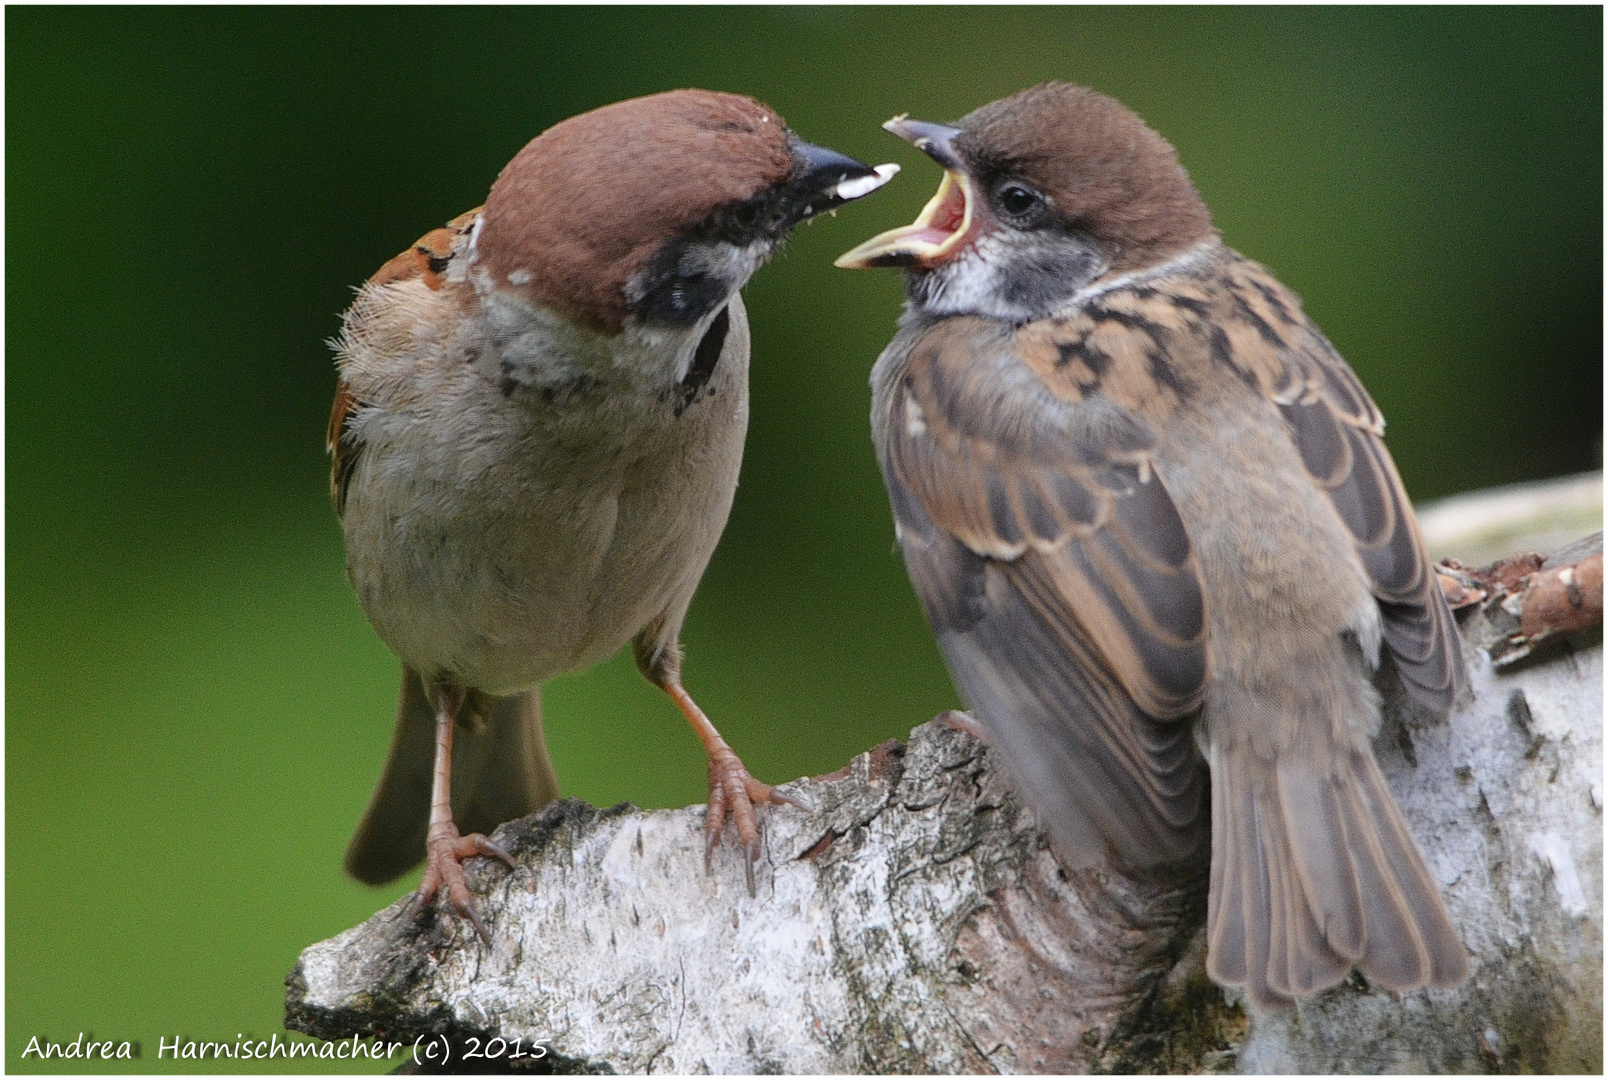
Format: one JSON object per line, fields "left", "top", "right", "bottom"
{"left": 997, "top": 184, "right": 1040, "bottom": 217}
{"left": 731, "top": 203, "right": 761, "bottom": 229}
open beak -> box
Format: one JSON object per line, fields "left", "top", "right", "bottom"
{"left": 779, "top": 138, "right": 901, "bottom": 227}
{"left": 835, "top": 118, "right": 974, "bottom": 270}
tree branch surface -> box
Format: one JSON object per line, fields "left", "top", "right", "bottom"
{"left": 288, "top": 527, "right": 1602, "bottom": 1074}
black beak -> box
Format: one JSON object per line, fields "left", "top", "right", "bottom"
{"left": 777, "top": 137, "right": 900, "bottom": 225}
{"left": 882, "top": 117, "right": 965, "bottom": 171}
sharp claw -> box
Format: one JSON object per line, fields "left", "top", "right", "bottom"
{"left": 705, "top": 776, "right": 729, "bottom": 874}
{"left": 745, "top": 833, "right": 762, "bottom": 897}
{"left": 704, "top": 816, "right": 723, "bottom": 874}
{"left": 403, "top": 824, "right": 507, "bottom": 945}
{"left": 770, "top": 787, "right": 808, "bottom": 811}
{"left": 476, "top": 836, "right": 517, "bottom": 869}
{"left": 403, "top": 884, "right": 434, "bottom": 924}
{"left": 696, "top": 740, "right": 797, "bottom": 893}
{"left": 457, "top": 897, "right": 494, "bottom": 947}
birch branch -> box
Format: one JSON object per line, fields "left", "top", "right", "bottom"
{"left": 287, "top": 487, "right": 1602, "bottom": 1074}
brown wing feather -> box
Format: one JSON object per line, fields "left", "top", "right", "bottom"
{"left": 368, "top": 206, "right": 482, "bottom": 289}
{"left": 1217, "top": 259, "right": 1467, "bottom": 711}
{"left": 327, "top": 380, "right": 362, "bottom": 514}
{"left": 879, "top": 318, "right": 1209, "bottom": 868}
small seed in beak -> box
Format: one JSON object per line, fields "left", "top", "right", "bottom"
{"left": 834, "top": 163, "right": 900, "bottom": 201}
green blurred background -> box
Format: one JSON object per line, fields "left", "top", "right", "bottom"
{"left": 7, "top": 6, "right": 1601, "bottom": 1073}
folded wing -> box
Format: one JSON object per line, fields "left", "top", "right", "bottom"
{"left": 878, "top": 317, "right": 1209, "bottom": 867}
{"left": 1214, "top": 259, "right": 1467, "bottom": 711}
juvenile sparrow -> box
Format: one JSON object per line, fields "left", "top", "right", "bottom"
{"left": 330, "top": 89, "right": 895, "bottom": 939}
{"left": 836, "top": 83, "right": 1469, "bottom": 1009}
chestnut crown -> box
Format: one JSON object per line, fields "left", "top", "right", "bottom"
{"left": 955, "top": 83, "right": 1213, "bottom": 275}
{"left": 477, "top": 89, "right": 883, "bottom": 332}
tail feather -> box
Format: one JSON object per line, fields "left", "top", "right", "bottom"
{"left": 1207, "top": 744, "right": 1466, "bottom": 1009}
{"left": 1206, "top": 754, "right": 1248, "bottom": 986}
{"left": 1235, "top": 774, "right": 1280, "bottom": 1007}
{"left": 1266, "top": 799, "right": 1348, "bottom": 997}
{"left": 1354, "top": 750, "right": 1470, "bottom": 988}
{"left": 1276, "top": 763, "right": 1365, "bottom": 959}
{"left": 344, "top": 668, "right": 560, "bottom": 886}
{"left": 1339, "top": 753, "right": 1433, "bottom": 990}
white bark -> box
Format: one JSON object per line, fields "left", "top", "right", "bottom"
{"left": 1416, "top": 470, "right": 1601, "bottom": 566}
{"left": 287, "top": 527, "right": 1602, "bottom": 1074}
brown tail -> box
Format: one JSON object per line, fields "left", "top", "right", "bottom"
{"left": 344, "top": 668, "right": 561, "bottom": 885}
{"left": 1206, "top": 743, "right": 1468, "bottom": 1009}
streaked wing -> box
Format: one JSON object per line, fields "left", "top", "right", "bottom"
{"left": 1213, "top": 258, "right": 1467, "bottom": 710}
{"left": 878, "top": 317, "right": 1209, "bottom": 867}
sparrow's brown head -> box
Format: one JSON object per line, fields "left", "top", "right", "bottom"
{"left": 837, "top": 83, "right": 1213, "bottom": 321}
{"left": 476, "top": 88, "right": 896, "bottom": 333}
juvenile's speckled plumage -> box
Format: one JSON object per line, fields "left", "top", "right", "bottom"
{"left": 839, "top": 83, "right": 1468, "bottom": 1009}
{"left": 329, "top": 89, "right": 893, "bottom": 939}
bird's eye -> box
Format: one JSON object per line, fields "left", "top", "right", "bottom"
{"left": 731, "top": 203, "right": 761, "bottom": 230}
{"left": 997, "top": 184, "right": 1040, "bottom": 217}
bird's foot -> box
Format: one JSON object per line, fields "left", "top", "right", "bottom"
{"left": 704, "top": 746, "right": 802, "bottom": 896}
{"left": 402, "top": 821, "right": 515, "bottom": 946}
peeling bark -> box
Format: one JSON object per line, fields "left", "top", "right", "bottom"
{"left": 288, "top": 534, "right": 1602, "bottom": 1074}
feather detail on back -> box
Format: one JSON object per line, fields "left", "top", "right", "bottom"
{"left": 1204, "top": 257, "right": 1467, "bottom": 712}
{"left": 875, "top": 315, "right": 1210, "bottom": 867}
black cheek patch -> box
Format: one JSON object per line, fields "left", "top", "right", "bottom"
{"left": 631, "top": 238, "right": 733, "bottom": 328}
{"left": 636, "top": 271, "right": 729, "bottom": 328}
{"left": 999, "top": 237, "right": 1104, "bottom": 314}
{"left": 674, "top": 305, "right": 730, "bottom": 416}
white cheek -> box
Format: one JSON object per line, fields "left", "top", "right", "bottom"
{"left": 619, "top": 309, "right": 725, "bottom": 387}
{"left": 683, "top": 241, "right": 769, "bottom": 288}
{"left": 921, "top": 241, "right": 1017, "bottom": 320}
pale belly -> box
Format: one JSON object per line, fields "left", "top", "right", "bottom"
{"left": 341, "top": 355, "right": 748, "bottom": 695}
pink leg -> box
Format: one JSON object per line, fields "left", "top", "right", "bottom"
{"left": 402, "top": 685, "right": 516, "bottom": 945}
{"left": 665, "top": 682, "right": 801, "bottom": 896}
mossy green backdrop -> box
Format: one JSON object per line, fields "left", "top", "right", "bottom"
{"left": 8, "top": 6, "right": 1601, "bottom": 1073}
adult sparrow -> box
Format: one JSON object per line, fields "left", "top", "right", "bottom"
{"left": 836, "top": 83, "right": 1468, "bottom": 1009}
{"left": 330, "top": 89, "right": 896, "bottom": 940}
